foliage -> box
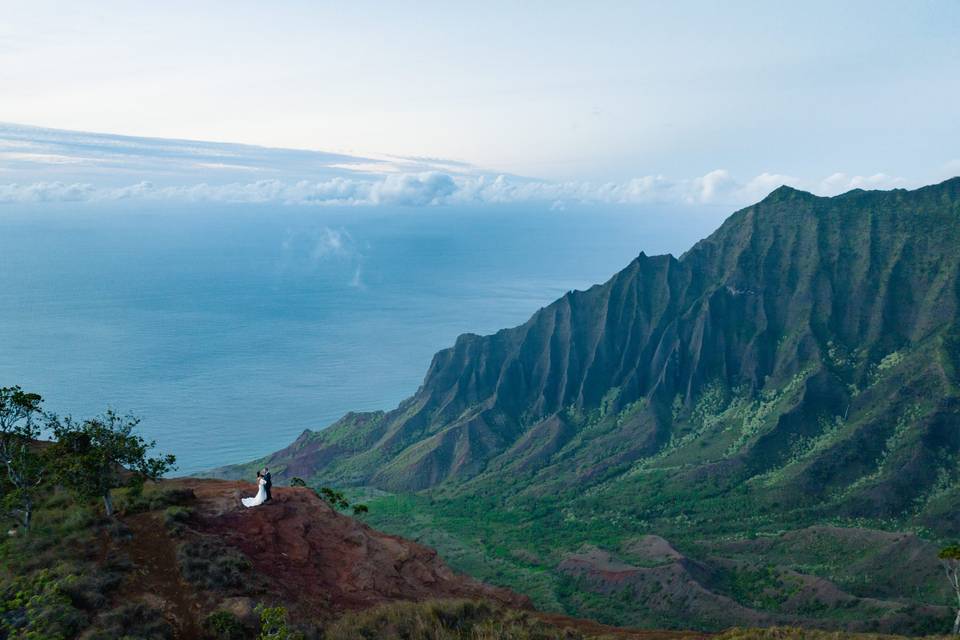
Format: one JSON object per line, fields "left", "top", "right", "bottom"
{"left": 85, "top": 601, "right": 172, "bottom": 639}
{"left": 938, "top": 545, "right": 960, "bottom": 634}
{"left": 256, "top": 604, "right": 303, "bottom": 640}
{"left": 203, "top": 610, "right": 247, "bottom": 640}
{"left": 177, "top": 538, "right": 251, "bottom": 591}
{"left": 290, "top": 479, "right": 369, "bottom": 514}
{"left": 122, "top": 486, "right": 195, "bottom": 515}
{"left": 0, "top": 386, "right": 46, "bottom": 531}
{"left": 716, "top": 629, "right": 950, "bottom": 640}
{"left": 0, "top": 569, "right": 87, "bottom": 640}
{"left": 163, "top": 505, "right": 192, "bottom": 535}
{"left": 318, "top": 486, "right": 350, "bottom": 510}
{"left": 324, "top": 599, "right": 586, "bottom": 640}
{"left": 45, "top": 410, "right": 176, "bottom": 516}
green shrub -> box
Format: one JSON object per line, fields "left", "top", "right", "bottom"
{"left": 715, "top": 628, "right": 950, "bottom": 640}
{"left": 123, "top": 487, "right": 195, "bottom": 514}
{"left": 324, "top": 599, "right": 583, "bottom": 640}
{"left": 0, "top": 569, "right": 88, "bottom": 640}
{"left": 86, "top": 601, "right": 172, "bottom": 639}
{"left": 256, "top": 604, "right": 303, "bottom": 640}
{"left": 57, "top": 564, "right": 123, "bottom": 610}
{"left": 204, "top": 610, "right": 247, "bottom": 640}
{"left": 177, "top": 538, "right": 251, "bottom": 591}
{"left": 163, "top": 505, "right": 194, "bottom": 535}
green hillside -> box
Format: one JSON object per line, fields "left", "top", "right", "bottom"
{"left": 215, "top": 179, "right": 960, "bottom": 633}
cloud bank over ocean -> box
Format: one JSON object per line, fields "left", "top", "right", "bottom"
{"left": 0, "top": 123, "right": 947, "bottom": 209}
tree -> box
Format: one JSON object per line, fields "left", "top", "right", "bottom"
{"left": 939, "top": 545, "right": 960, "bottom": 634}
{"left": 0, "top": 386, "right": 45, "bottom": 531}
{"left": 289, "top": 479, "right": 369, "bottom": 515}
{"left": 46, "top": 410, "right": 176, "bottom": 517}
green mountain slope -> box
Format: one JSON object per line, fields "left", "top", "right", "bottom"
{"left": 214, "top": 178, "right": 960, "bottom": 632}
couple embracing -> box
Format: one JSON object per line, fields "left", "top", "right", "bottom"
{"left": 241, "top": 467, "right": 272, "bottom": 508}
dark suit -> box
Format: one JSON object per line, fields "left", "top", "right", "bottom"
{"left": 263, "top": 471, "right": 272, "bottom": 501}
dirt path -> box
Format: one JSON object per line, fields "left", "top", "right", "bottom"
{"left": 122, "top": 511, "right": 205, "bottom": 639}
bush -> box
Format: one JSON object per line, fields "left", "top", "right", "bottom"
{"left": 163, "top": 505, "right": 193, "bottom": 535}
{"left": 123, "top": 487, "right": 195, "bottom": 514}
{"left": 86, "top": 601, "right": 173, "bottom": 639}
{"left": 177, "top": 538, "right": 251, "bottom": 591}
{"left": 57, "top": 563, "right": 123, "bottom": 610}
{"left": 715, "top": 629, "right": 949, "bottom": 640}
{"left": 324, "top": 599, "right": 583, "bottom": 640}
{"left": 204, "top": 610, "right": 247, "bottom": 640}
{"left": 0, "top": 569, "right": 88, "bottom": 640}
{"left": 256, "top": 604, "right": 304, "bottom": 640}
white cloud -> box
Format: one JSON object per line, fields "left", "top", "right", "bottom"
{"left": 738, "top": 172, "right": 800, "bottom": 202}
{"left": 817, "top": 172, "right": 910, "bottom": 196}
{"left": 0, "top": 151, "right": 87, "bottom": 164}
{"left": 370, "top": 172, "right": 456, "bottom": 206}
{"left": 0, "top": 123, "right": 940, "bottom": 211}
{"left": 0, "top": 170, "right": 928, "bottom": 209}
{"left": 348, "top": 265, "right": 365, "bottom": 290}
{"left": 309, "top": 228, "right": 353, "bottom": 261}
{"left": 692, "top": 169, "right": 737, "bottom": 204}
{"left": 0, "top": 181, "right": 95, "bottom": 202}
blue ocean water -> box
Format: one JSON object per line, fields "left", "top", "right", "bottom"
{"left": 0, "top": 203, "right": 723, "bottom": 474}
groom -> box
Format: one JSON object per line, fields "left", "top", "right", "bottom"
{"left": 261, "top": 467, "right": 272, "bottom": 502}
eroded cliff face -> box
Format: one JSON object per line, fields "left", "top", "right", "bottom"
{"left": 219, "top": 179, "right": 960, "bottom": 522}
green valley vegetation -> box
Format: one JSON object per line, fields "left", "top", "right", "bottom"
{"left": 214, "top": 179, "right": 960, "bottom": 634}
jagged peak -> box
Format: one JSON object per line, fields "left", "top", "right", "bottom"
{"left": 759, "top": 184, "right": 817, "bottom": 202}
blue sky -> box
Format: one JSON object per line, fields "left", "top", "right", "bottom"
{"left": 1, "top": 1, "right": 958, "bottom": 206}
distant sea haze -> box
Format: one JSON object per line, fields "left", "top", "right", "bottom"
{"left": 0, "top": 202, "right": 723, "bottom": 474}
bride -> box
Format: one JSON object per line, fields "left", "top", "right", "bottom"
{"left": 242, "top": 472, "right": 267, "bottom": 508}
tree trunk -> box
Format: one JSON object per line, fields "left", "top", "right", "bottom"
{"left": 103, "top": 492, "right": 114, "bottom": 517}
{"left": 22, "top": 496, "right": 31, "bottom": 532}
{"left": 953, "top": 606, "right": 960, "bottom": 635}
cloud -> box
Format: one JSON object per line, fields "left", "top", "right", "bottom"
{"left": 278, "top": 226, "right": 367, "bottom": 289}
{"left": 0, "top": 123, "right": 940, "bottom": 211}
{"left": 348, "top": 265, "right": 366, "bottom": 290}
{"left": 817, "top": 172, "right": 909, "bottom": 195}
{"left": 0, "top": 181, "right": 95, "bottom": 202}
{"left": 309, "top": 227, "right": 353, "bottom": 261}
{"left": 370, "top": 172, "right": 456, "bottom": 206}
{"left": 0, "top": 170, "right": 926, "bottom": 209}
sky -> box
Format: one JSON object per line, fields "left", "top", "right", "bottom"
{"left": 1, "top": 1, "right": 958, "bottom": 206}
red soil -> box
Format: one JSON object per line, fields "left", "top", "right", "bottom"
{"left": 182, "top": 479, "right": 527, "bottom": 613}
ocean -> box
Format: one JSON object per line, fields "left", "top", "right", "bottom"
{"left": 0, "top": 202, "right": 723, "bottom": 474}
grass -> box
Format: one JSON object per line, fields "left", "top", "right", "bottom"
{"left": 716, "top": 629, "right": 951, "bottom": 640}
{"left": 0, "top": 481, "right": 201, "bottom": 639}
{"left": 0, "top": 492, "right": 129, "bottom": 639}
{"left": 176, "top": 537, "right": 252, "bottom": 592}
{"left": 324, "top": 599, "right": 589, "bottom": 640}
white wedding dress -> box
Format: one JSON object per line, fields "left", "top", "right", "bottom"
{"left": 242, "top": 477, "right": 267, "bottom": 508}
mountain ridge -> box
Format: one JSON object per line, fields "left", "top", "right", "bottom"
{"left": 216, "top": 177, "right": 960, "bottom": 503}
{"left": 211, "top": 178, "right": 960, "bottom": 631}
